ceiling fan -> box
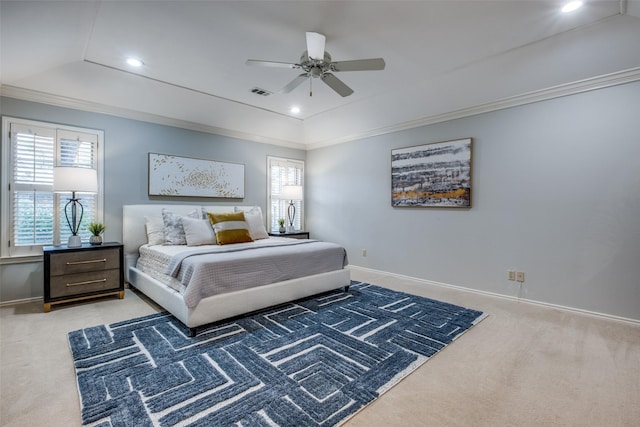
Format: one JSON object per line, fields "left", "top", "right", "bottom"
{"left": 246, "top": 32, "right": 385, "bottom": 97}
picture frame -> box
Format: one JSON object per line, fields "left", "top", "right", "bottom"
{"left": 148, "top": 153, "right": 245, "bottom": 198}
{"left": 391, "top": 138, "right": 472, "bottom": 208}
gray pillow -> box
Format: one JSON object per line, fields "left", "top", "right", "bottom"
{"left": 161, "top": 209, "right": 200, "bottom": 245}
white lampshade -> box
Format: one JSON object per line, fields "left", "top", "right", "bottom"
{"left": 280, "top": 185, "right": 303, "bottom": 201}
{"left": 53, "top": 167, "right": 98, "bottom": 193}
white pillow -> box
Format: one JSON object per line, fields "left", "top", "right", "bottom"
{"left": 144, "top": 216, "right": 165, "bottom": 245}
{"left": 182, "top": 217, "right": 217, "bottom": 246}
{"left": 235, "top": 206, "right": 269, "bottom": 240}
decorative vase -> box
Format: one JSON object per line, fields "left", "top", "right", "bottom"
{"left": 279, "top": 226, "right": 286, "bottom": 233}
{"left": 89, "top": 235, "right": 103, "bottom": 245}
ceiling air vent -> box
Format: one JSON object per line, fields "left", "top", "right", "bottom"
{"left": 250, "top": 87, "right": 272, "bottom": 96}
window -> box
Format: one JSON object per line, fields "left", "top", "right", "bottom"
{"left": 1, "top": 117, "right": 104, "bottom": 258}
{"left": 267, "top": 157, "right": 304, "bottom": 231}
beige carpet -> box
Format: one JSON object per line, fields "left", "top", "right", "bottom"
{"left": 1, "top": 269, "right": 638, "bottom": 426}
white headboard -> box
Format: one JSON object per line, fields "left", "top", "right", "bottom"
{"left": 122, "top": 204, "right": 260, "bottom": 279}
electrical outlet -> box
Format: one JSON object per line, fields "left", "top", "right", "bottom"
{"left": 508, "top": 270, "right": 516, "bottom": 281}
{"left": 362, "top": 249, "right": 367, "bottom": 257}
{"left": 516, "top": 271, "right": 525, "bottom": 282}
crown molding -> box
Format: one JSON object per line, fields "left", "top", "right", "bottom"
{"left": 306, "top": 66, "right": 640, "bottom": 150}
{"left": 3, "top": 66, "right": 640, "bottom": 151}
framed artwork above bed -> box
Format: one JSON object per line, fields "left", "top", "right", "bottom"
{"left": 148, "top": 153, "right": 245, "bottom": 198}
{"left": 391, "top": 138, "right": 472, "bottom": 208}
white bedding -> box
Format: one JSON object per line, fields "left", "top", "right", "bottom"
{"left": 136, "top": 237, "right": 348, "bottom": 308}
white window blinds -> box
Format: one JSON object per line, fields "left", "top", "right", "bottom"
{"left": 268, "top": 157, "right": 304, "bottom": 231}
{"left": 11, "top": 124, "right": 56, "bottom": 247}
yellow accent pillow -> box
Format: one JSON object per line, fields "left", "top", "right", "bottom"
{"left": 206, "top": 211, "right": 253, "bottom": 245}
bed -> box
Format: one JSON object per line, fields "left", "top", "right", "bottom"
{"left": 123, "top": 204, "right": 350, "bottom": 336}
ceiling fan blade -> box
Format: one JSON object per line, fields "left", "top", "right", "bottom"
{"left": 331, "top": 58, "right": 386, "bottom": 72}
{"left": 246, "top": 59, "right": 298, "bottom": 69}
{"left": 306, "top": 32, "right": 326, "bottom": 60}
{"left": 321, "top": 73, "right": 354, "bottom": 97}
{"left": 280, "top": 73, "right": 309, "bottom": 94}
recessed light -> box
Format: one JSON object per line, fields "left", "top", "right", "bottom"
{"left": 290, "top": 106, "right": 301, "bottom": 114}
{"left": 126, "top": 57, "right": 144, "bottom": 67}
{"left": 561, "top": 1, "right": 583, "bottom": 13}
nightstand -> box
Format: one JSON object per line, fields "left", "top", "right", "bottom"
{"left": 43, "top": 242, "right": 125, "bottom": 312}
{"left": 269, "top": 230, "right": 310, "bottom": 239}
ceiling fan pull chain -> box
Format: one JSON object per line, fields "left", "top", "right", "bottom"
{"left": 309, "top": 76, "right": 313, "bottom": 97}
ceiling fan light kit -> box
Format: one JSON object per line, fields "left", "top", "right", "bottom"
{"left": 246, "top": 31, "right": 385, "bottom": 97}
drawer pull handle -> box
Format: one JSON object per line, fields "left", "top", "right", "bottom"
{"left": 66, "top": 279, "right": 107, "bottom": 287}
{"left": 66, "top": 258, "right": 107, "bottom": 266}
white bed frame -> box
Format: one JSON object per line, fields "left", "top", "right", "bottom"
{"left": 123, "top": 204, "right": 351, "bottom": 335}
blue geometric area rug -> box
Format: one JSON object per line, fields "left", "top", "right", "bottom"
{"left": 67, "top": 281, "right": 486, "bottom": 427}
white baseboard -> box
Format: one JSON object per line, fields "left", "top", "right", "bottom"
{"left": 350, "top": 265, "right": 640, "bottom": 326}
{"left": 0, "top": 296, "right": 42, "bottom": 307}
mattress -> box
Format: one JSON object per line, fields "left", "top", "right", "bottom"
{"left": 136, "top": 237, "right": 348, "bottom": 308}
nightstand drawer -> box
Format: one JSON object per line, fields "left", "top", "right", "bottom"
{"left": 49, "top": 247, "right": 120, "bottom": 275}
{"left": 49, "top": 269, "right": 121, "bottom": 298}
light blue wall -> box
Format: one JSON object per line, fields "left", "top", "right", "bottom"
{"left": 0, "top": 97, "right": 305, "bottom": 302}
{"left": 307, "top": 81, "right": 640, "bottom": 321}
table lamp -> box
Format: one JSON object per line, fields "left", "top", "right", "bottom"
{"left": 280, "top": 185, "right": 303, "bottom": 230}
{"left": 53, "top": 167, "right": 98, "bottom": 247}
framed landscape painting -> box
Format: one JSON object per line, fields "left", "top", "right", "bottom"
{"left": 148, "top": 153, "right": 245, "bottom": 198}
{"left": 391, "top": 138, "right": 472, "bottom": 208}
